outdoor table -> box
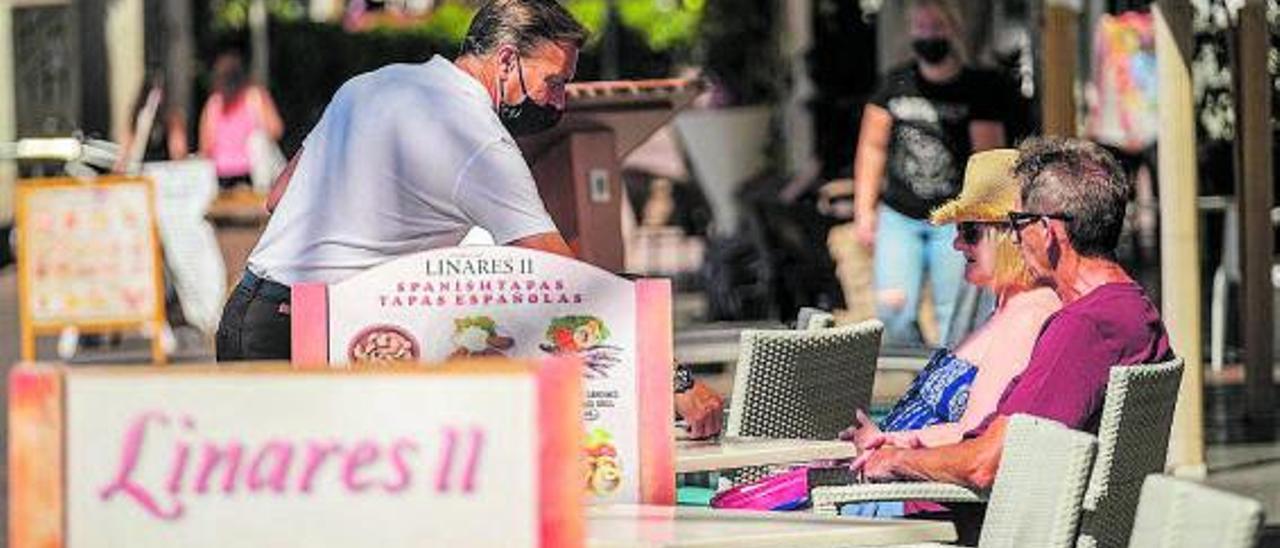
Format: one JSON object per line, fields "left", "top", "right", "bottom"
{"left": 587, "top": 504, "right": 957, "bottom": 547}
{"left": 676, "top": 437, "right": 858, "bottom": 473}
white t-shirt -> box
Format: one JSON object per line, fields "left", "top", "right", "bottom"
{"left": 247, "top": 55, "right": 558, "bottom": 285}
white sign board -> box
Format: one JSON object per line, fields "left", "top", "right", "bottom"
{"left": 292, "top": 247, "right": 675, "bottom": 505}
{"left": 8, "top": 361, "right": 583, "bottom": 548}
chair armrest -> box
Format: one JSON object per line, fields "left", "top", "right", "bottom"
{"left": 810, "top": 483, "right": 988, "bottom": 515}
{"left": 877, "top": 544, "right": 953, "bottom": 548}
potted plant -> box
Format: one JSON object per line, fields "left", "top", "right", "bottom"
{"left": 678, "top": 0, "right": 783, "bottom": 237}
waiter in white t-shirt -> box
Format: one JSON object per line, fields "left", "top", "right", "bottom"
{"left": 216, "top": 0, "right": 726, "bottom": 440}
{"left": 216, "top": 0, "right": 585, "bottom": 361}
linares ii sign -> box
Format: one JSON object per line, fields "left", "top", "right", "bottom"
{"left": 9, "top": 360, "right": 584, "bottom": 548}
{"left": 291, "top": 247, "right": 676, "bottom": 505}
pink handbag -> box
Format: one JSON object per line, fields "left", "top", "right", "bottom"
{"left": 710, "top": 467, "right": 810, "bottom": 511}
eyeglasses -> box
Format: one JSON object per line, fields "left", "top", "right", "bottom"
{"left": 1006, "top": 211, "right": 1074, "bottom": 243}
{"left": 957, "top": 222, "right": 1004, "bottom": 245}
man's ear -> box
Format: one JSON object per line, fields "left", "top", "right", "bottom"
{"left": 494, "top": 44, "right": 518, "bottom": 79}
{"left": 1046, "top": 220, "right": 1069, "bottom": 267}
{"left": 1050, "top": 220, "right": 1072, "bottom": 249}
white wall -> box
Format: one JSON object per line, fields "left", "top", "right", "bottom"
{"left": 0, "top": 2, "right": 14, "bottom": 225}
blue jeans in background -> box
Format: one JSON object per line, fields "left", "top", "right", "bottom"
{"left": 873, "top": 205, "right": 966, "bottom": 346}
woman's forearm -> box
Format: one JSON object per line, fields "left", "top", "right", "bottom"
{"left": 853, "top": 105, "right": 892, "bottom": 216}
{"left": 904, "top": 423, "right": 964, "bottom": 448}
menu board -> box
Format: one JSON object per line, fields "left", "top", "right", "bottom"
{"left": 291, "top": 247, "right": 675, "bottom": 505}
{"left": 15, "top": 177, "right": 166, "bottom": 362}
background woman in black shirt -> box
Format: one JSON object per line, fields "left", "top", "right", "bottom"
{"left": 850, "top": 0, "right": 1007, "bottom": 346}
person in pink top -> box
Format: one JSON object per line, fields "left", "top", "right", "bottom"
{"left": 833, "top": 149, "right": 1059, "bottom": 519}
{"left": 199, "top": 48, "right": 284, "bottom": 190}
{"left": 841, "top": 149, "right": 1061, "bottom": 454}
{"left": 850, "top": 137, "right": 1172, "bottom": 537}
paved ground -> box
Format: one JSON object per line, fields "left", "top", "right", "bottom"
{"left": 2, "top": 265, "right": 1279, "bottom": 542}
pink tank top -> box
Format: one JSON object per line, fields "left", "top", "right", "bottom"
{"left": 208, "top": 91, "right": 258, "bottom": 178}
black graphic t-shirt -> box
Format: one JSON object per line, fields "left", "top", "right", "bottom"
{"left": 869, "top": 64, "right": 1005, "bottom": 219}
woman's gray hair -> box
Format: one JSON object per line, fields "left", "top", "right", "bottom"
{"left": 1014, "top": 137, "right": 1133, "bottom": 258}
{"left": 459, "top": 0, "right": 589, "bottom": 57}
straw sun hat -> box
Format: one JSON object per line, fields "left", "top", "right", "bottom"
{"left": 929, "top": 148, "right": 1021, "bottom": 225}
{"left": 929, "top": 148, "right": 1034, "bottom": 289}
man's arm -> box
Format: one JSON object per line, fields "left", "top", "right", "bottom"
{"left": 266, "top": 148, "right": 302, "bottom": 213}
{"left": 856, "top": 415, "right": 1008, "bottom": 490}
{"left": 509, "top": 232, "right": 575, "bottom": 258}
{"left": 675, "top": 379, "right": 724, "bottom": 439}
{"left": 452, "top": 139, "right": 570, "bottom": 256}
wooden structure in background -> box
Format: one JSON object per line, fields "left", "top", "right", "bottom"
{"left": 518, "top": 79, "right": 700, "bottom": 272}
{"left": 1042, "top": 0, "right": 1080, "bottom": 136}
{"left": 1155, "top": 0, "right": 1205, "bottom": 475}
{"left": 1233, "top": 0, "right": 1276, "bottom": 437}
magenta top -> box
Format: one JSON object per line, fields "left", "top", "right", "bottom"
{"left": 974, "top": 282, "right": 1171, "bottom": 435}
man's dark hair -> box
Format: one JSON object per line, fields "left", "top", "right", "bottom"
{"left": 459, "top": 0, "right": 589, "bottom": 57}
{"left": 1014, "top": 137, "right": 1133, "bottom": 258}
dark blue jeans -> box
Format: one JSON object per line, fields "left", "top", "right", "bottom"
{"left": 215, "top": 270, "right": 291, "bottom": 361}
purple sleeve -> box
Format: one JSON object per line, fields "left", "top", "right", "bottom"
{"left": 995, "top": 314, "right": 1111, "bottom": 429}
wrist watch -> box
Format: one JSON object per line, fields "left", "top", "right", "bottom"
{"left": 673, "top": 363, "right": 695, "bottom": 394}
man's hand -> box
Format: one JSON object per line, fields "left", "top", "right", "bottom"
{"left": 675, "top": 380, "right": 724, "bottom": 439}
{"left": 850, "top": 446, "right": 901, "bottom": 482}
{"left": 848, "top": 416, "right": 1009, "bottom": 489}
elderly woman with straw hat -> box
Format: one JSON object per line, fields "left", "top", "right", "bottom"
{"left": 838, "top": 150, "right": 1060, "bottom": 515}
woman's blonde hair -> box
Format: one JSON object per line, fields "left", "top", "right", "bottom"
{"left": 990, "top": 228, "right": 1036, "bottom": 292}
{"left": 907, "top": 0, "right": 969, "bottom": 63}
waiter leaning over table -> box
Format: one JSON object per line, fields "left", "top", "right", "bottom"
{"left": 217, "top": 0, "right": 585, "bottom": 362}
{"left": 214, "top": 0, "right": 725, "bottom": 438}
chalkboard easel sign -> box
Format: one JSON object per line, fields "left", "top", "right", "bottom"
{"left": 15, "top": 176, "right": 168, "bottom": 364}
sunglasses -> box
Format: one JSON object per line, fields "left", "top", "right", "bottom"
{"left": 957, "top": 222, "right": 1004, "bottom": 245}
{"left": 1006, "top": 211, "right": 1074, "bottom": 243}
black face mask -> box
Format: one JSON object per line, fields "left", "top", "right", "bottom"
{"left": 497, "top": 56, "right": 563, "bottom": 137}
{"left": 912, "top": 38, "right": 952, "bottom": 65}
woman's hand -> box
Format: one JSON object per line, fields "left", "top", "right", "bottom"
{"left": 675, "top": 380, "right": 724, "bottom": 440}
{"left": 852, "top": 210, "right": 878, "bottom": 249}
{"left": 839, "top": 409, "right": 887, "bottom": 450}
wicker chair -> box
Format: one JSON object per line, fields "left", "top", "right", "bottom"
{"left": 1075, "top": 358, "right": 1184, "bottom": 548}
{"left": 877, "top": 414, "right": 1098, "bottom": 548}
{"left": 721, "top": 319, "right": 883, "bottom": 483}
{"left": 727, "top": 318, "right": 883, "bottom": 439}
{"left": 795, "top": 306, "right": 837, "bottom": 330}
{"left": 812, "top": 358, "right": 1184, "bottom": 548}
{"left": 1127, "top": 475, "right": 1264, "bottom": 548}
